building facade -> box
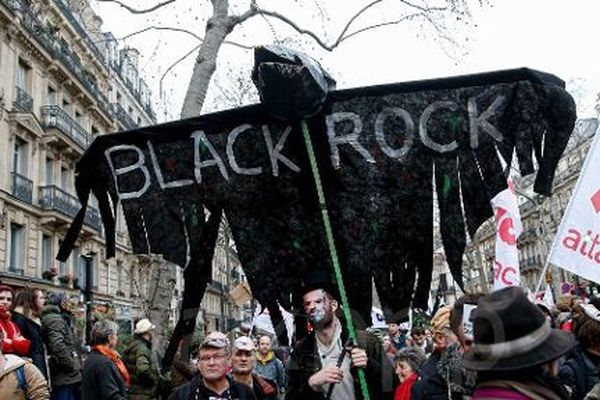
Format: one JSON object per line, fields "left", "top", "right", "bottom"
{"left": 0, "top": 0, "right": 156, "bottom": 332}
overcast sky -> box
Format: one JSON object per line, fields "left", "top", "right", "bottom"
{"left": 92, "top": 0, "right": 600, "bottom": 122}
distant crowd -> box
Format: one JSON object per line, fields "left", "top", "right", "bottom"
{"left": 1, "top": 281, "right": 600, "bottom": 400}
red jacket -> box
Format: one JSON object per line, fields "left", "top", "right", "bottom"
{"left": 0, "top": 310, "right": 31, "bottom": 356}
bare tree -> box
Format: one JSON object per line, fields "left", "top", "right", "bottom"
{"left": 94, "top": 0, "right": 484, "bottom": 365}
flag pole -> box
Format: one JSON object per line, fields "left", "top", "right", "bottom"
{"left": 300, "top": 119, "right": 371, "bottom": 400}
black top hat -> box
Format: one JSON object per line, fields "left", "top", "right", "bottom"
{"left": 463, "top": 286, "right": 575, "bottom": 371}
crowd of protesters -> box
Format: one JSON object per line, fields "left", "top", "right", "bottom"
{"left": 2, "top": 280, "right": 600, "bottom": 400}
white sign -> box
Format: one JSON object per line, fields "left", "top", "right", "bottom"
{"left": 549, "top": 127, "right": 600, "bottom": 284}
{"left": 492, "top": 181, "right": 523, "bottom": 290}
{"left": 462, "top": 304, "right": 477, "bottom": 341}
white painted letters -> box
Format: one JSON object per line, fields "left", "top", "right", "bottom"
{"left": 419, "top": 101, "right": 459, "bottom": 153}
{"left": 375, "top": 107, "right": 414, "bottom": 161}
{"left": 147, "top": 141, "right": 194, "bottom": 189}
{"left": 469, "top": 95, "right": 505, "bottom": 148}
{"left": 226, "top": 124, "right": 263, "bottom": 175}
{"left": 191, "top": 130, "right": 230, "bottom": 183}
{"left": 262, "top": 125, "right": 300, "bottom": 177}
{"left": 105, "top": 145, "right": 151, "bottom": 200}
{"left": 326, "top": 112, "right": 375, "bottom": 169}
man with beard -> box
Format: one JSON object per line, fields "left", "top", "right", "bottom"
{"left": 231, "top": 336, "right": 278, "bottom": 400}
{"left": 286, "top": 288, "right": 396, "bottom": 400}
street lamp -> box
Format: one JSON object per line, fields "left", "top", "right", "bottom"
{"left": 81, "top": 252, "right": 95, "bottom": 344}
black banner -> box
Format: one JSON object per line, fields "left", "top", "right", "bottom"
{"left": 58, "top": 68, "right": 576, "bottom": 328}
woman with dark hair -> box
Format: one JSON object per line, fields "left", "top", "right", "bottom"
{"left": 0, "top": 284, "right": 30, "bottom": 357}
{"left": 81, "top": 319, "right": 130, "bottom": 400}
{"left": 12, "top": 287, "right": 48, "bottom": 379}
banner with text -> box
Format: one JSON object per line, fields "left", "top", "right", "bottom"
{"left": 549, "top": 126, "right": 600, "bottom": 284}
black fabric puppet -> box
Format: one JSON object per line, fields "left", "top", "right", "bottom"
{"left": 57, "top": 50, "right": 576, "bottom": 369}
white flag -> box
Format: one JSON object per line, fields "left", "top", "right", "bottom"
{"left": 548, "top": 127, "right": 600, "bottom": 284}
{"left": 492, "top": 180, "right": 523, "bottom": 291}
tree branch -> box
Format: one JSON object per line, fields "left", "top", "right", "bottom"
{"left": 117, "top": 26, "right": 203, "bottom": 42}
{"left": 159, "top": 44, "right": 201, "bottom": 97}
{"left": 95, "top": 0, "right": 177, "bottom": 14}
{"left": 339, "top": 12, "right": 423, "bottom": 44}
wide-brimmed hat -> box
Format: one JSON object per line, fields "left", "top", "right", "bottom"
{"left": 134, "top": 318, "right": 155, "bottom": 334}
{"left": 463, "top": 287, "right": 575, "bottom": 371}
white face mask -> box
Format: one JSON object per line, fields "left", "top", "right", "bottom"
{"left": 309, "top": 308, "right": 326, "bottom": 324}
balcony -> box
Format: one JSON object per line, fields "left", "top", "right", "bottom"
{"left": 6, "top": 0, "right": 113, "bottom": 119}
{"left": 41, "top": 106, "right": 90, "bottom": 150}
{"left": 53, "top": 0, "right": 106, "bottom": 66}
{"left": 39, "top": 185, "right": 101, "bottom": 231}
{"left": 11, "top": 172, "right": 33, "bottom": 204}
{"left": 111, "top": 102, "right": 137, "bottom": 130}
{"left": 13, "top": 86, "right": 33, "bottom": 113}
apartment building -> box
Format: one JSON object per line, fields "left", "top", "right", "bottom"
{"left": 0, "top": 0, "right": 156, "bottom": 331}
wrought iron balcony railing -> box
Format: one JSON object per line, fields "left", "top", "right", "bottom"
{"left": 11, "top": 171, "right": 33, "bottom": 204}
{"left": 111, "top": 102, "right": 137, "bottom": 130}
{"left": 13, "top": 86, "right": 33, "bottom": 112}
{"left": 39, "top": 185, "right": 101, "bottom": 231}
{"left": 41, "top": 105, "right": 91, "bottom": 149}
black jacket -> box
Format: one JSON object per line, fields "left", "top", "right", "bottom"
{"left": 285, "top": 326, "right": 396, "bottom": 400}
{"left": 81, "top": 350, "right": 127, "bottom": 400}
{"left": 411, "top": 350, "right": 449, "bottom": 400}
{"left": 558, "top": 344, "right": 600, "bottom": 400}
{"left": 168, "top": 375, "right": 256, "bottom": 400}
{"left": 12, "top": 312, "right": 48, "bottom": 379}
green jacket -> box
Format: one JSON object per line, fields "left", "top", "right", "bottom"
{"left": 40, "top": 305, "right": 82, "bottom": 388}
{"left": 123, "top": 335, "right": 160, "bottom": 398}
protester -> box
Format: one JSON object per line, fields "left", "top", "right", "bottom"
{"left": 168, "top": 331, "right": 256, "bottom": 400}
{"left": 255, "top": 335, "right": 286, "bottom": 394}
{"left": 42, "top": 291, "right": 82, "bottom": 399}
{"left": 0, "top": 284, "right": 31, "bottom": 357}
{"left": 286, "top": 286, "right": 396, "bottom": 399}
{"left": 394, "top": 347, "right": 426, "bottom": 400}
{"left": 12, "top": 287, "right": 49, "bottom": 379}
{"left": 409, "top": 327, "right": 433, "bottom": 357}
{"left": 388, "top": 322, "right": 408, "bottom": 351}
{"left": 558, "top": 301, "right": 600, "bottom": 400}
{"left": 464, "top": 286, "right": 574, "bottom": 400}
{"left": 0, "top": 328, "right": 49, "bottom": 400}
{"left": 124, "top": 318, "right": 162, "bottom": 400}
{"left": 383, "top": 335, "right": 399, "bottom": 362}
{"left": 81, "top": 320, "right": 129, "bottom": 400}
{"left": 231, "top": 336, "right": 278, "bottom": 400}
{"left": 411, "top": 305, "right": 461, "bottom": 399}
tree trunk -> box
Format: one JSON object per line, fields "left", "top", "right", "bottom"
{"left": 180, "top": 0, "right": 232, "bottom": 118}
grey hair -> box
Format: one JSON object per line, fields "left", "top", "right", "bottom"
{"left": 91, "top": 320, "right": 119, "bottom": 345}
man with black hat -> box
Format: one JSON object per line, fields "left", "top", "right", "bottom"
{"left": 463, "top": 286, "right": 575, "bottom": 399}
{"left": 286, "top": 286, "right": 396, "bottom": 400}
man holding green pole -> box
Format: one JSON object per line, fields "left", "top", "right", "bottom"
{"left": 285, "top": 287, "right": 396, "bottom": 400}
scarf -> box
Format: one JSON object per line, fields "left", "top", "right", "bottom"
{"left": 93, "top": 345, "right": 131, "bottom": 387}
{"left": 256, "top": 350, "right": 274, "bottom": 365}
{"left": 395, "top": 373, "right": 418, "bottom": 400}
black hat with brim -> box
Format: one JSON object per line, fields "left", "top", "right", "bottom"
{"left": 463, "top": 286, "right": 575, "bottom": 371}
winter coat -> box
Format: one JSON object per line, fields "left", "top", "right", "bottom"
{"left": 471, "top": 379, "right": 567, "bottom": 400}
{"left": 12, "top": 311, "right": 49, "bottom": 380}
{"left": 411, "top": 343, "right": 476, "bottom": 400}
{"left": 123, "top": 335, "right": 160, "bottom": 399}
{"left": 81, "top": 350, "right": 127, "bottom": 400}
{"left": 0, "top": 313, "right": 31, "bottom": 356}
{"left": 558, "top": 344, "right": 600, "bottom": 400}
{"left": 0, "top": 354, "right": 49, "bottom": 400}
{"left": 286, "top": 326, "right": 397, "bottom": 400}
{"left": 255, "top": 351, "right": 285, "bottom": 390}
{"left": 168, "top": 375, "right": 257, "bottom": 400}
{"left": 41, "top": 305, "right": 82, "bottom": 387}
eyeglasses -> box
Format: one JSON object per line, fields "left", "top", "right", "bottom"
{"left": 199, "top": 353, "right": 228, "bottom": 362}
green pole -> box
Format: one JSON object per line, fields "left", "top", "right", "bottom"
{"left": 300, "top": 119, "right": 371, "bottom": 399}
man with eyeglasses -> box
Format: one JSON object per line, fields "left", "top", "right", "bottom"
{"left": 168, "top": 331, "right": 256, "bottom": 400}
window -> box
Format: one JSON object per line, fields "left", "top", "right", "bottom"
{"left": 13, "top": 137, "right": 28, "bottom": 175}
{"left": 47, "top": 86, "right": 57, "bottom": 105}
{"left": 9, "top": 224, "right": 25, "bottom": 274}
{"left": 62, "top": 98, "right": 72, "bottom": 114}
{"left": 60, "top": 166, "right": 71, "bottom": 191}
{"left": 16, "top": 59, "right": 31, "bottom": 92}
{"left": 41, "top": 234, "right": 53, "bottom": 271}
{"left": 117, "top": 262, "right": 123, "bottom": 293}
{"left": 58, "top": 239, "right": 66, "bottom": 275}
{"left": 45, "top": 158, "right": 53, "bottom": 185}
{"left": 72, "top": 247, "right": 80, "bottom": 280}
{"left": 75, "top": 111, "right": 84, "bottom": 127}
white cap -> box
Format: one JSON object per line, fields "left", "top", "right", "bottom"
{"left": 134, "top": 318, "right": 155, "bottom": 334}
{"left": 233, "top": 336, "right": 255, "bottom": 352}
